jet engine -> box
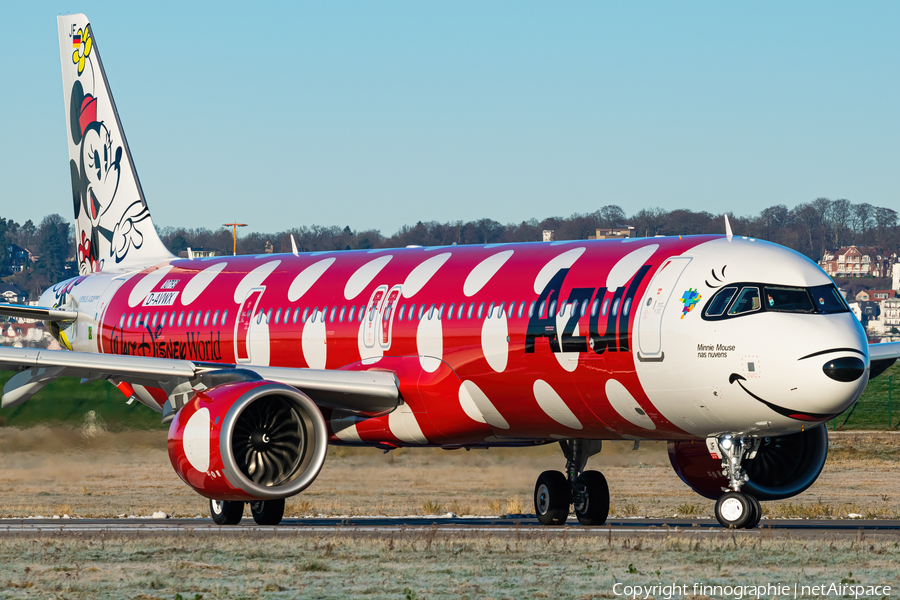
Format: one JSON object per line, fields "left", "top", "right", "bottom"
{"left": 168, "top": 380, "right": 328, "bottom": 501}
{"left": 667, "top": 425, "right": 828, "bottom": 501}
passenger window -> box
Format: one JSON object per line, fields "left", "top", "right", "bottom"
{"left": 204, "top": 311, "right": 211, "bottom": 326}
{"left": 580, "top": 301, "right": 587, "bottom": 318}
{"left": 151, "top": 313, "right": 158, "bottom": 328}
{"left": 346, "top": 306, "right": 353, "bottom": 323}
{"left": 292, "top": 308, "right": 299, "bottom": 324}
{"left": 127, "top": 314, "right": 133, "bottom": 328}
{"left": 275, "top": 308, "right": 282, "bottom": 324}
{"left": 330, "top": 307, "right": 336, "bottom": 322}
{"left": 518, "top": 301, "right": 525, "bottom": 319}
{"left": 177, "top": 312, "right": 184, "bottom": 327}
{"left": 477, "top": 302, "right": 485, "bottom": 319}
{"left": 498, "top": 302, "right": 505, "bottom": 318}
{"left": 438, "top": 303, "right": 445, "bottom": 320}
{"left": 256, "top": 311, "right": 263, "bottom": 324}
{"left": 384, "top": 305, "right": 392, "bottom": 322}
{"left": 601, "top": 299, "right": 609, "bottom": 316}
{"left": 369, "top": 306, "right": 377, "bottom": 322}
{"left": 728, "top": 287, "right": 761, "bottom": 315}
{"left": 457, "top": 303, "right": 465, "bottom": 319}
{"left": 528, "top": 301, "right": 535, "bottom": 318}
{"left": 221, "top": 310, "right": 228, "bottom": 326}
{"left": 161, "top": 311, "right": 167, "bottom": 326}
{"left": 339, "top": 306, "right": 346, "bottom": 322}
{"left": 612, "top": 298, "right": 620, "bottom": 316}
{"left": 169, "top": 312, "right": 176, "bottom": 327}
{"left": 539, "top": 300, "right": 546, "bottom": 318}
{"left": 467, "top": 303, "right": 474, "bottom": 319}
{"left": 623, "top": 298, "right": 631, "bottom": 317}
{"left": 447, "top": 303, "right": 454, "bottom": 321}
{"left": 488, "top": 302, "right": 495, "bottom": 318}
{"left": 186, "top": 311, "right": 193, "bottom": 326}
{"left": 303, "top": 307, "right": 309, "bottom": 323}
{"left": 549, "top": 300, "right": 556, "bottom": 317}
{"left": 705, "top": 287, "right": 737, "bottom": 317}
{"left": 119, "top": 314, "right": 125, "bottom": 328}
{"left": 359, "top": 306, "right": 365, "bottom": 322}
{"left": 418, "top": 305, "right": 425, "bottom": 320}
{"left": 591, "top": 298, "right": 599, "bottom": 317}
{"left": 213, "top": 310, "right": 219, "bottom": 326}
{"left": 200, "top": 311, "right": 207, "bottom": 326}
{"left": 570, "top": 300, "right": 578, "bottom": 316}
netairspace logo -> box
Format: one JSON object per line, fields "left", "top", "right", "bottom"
{"left": 612, "top": 582, "right": 892, "bottom": 600}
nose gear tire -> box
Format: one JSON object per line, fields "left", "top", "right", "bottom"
{"left": 715, "top": 492, "right": 752, "bottom": 529}
{"left": 574, "top": 470, "right": 610, "bottom": 526}
{"left": 534, "top": 470, "right": 570, "bottom": 525}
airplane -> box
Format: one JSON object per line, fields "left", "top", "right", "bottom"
{"left": 1, "top": 13, "right": 898, "bottom": 529}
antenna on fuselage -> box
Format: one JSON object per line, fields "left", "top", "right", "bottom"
{"left": 724, "top": 214, "right": 733, "bottom": 241}
{"left": 290, "top": 234, "right": 299, "bottom": 257}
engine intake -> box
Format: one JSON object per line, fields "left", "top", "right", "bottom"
{"left": 168, "top": 380, "right": 328, "bottom": 501}
{"left": 668, "top": 425, "right": 828, "bottom": 501}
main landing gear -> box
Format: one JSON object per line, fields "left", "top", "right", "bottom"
{"left": 209, "top": 498, "right": 286, "bottom": 526}
{"left": 534, "top": 440, "right": 609, "bottom": 526}
{"left": 713, "top": 435, "right": 762, "bottom": 529}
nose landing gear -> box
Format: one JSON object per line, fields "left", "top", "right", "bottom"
{"left": 534, "top": 440, "right": 609, "bottom": 526}
{"left": 713, "top": 435, "right": 762, "bottom": 529}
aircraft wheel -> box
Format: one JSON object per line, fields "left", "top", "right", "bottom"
{"left": 250, "top": 498, "right": 286, "bottom": 526}
{"left": 534, "top": 470, "right": 570, "bottom": 526}
{"left": 743, "top": 494, "right": 762, "bottom": 529}
{"left": 714, "top": 491, "right": 752, "bottom": 529}
{"left": 209, "top": 499, "right": 243, "bottom": 525}
{"left": 574, "top": 470, "right": 610, "bottom": 526}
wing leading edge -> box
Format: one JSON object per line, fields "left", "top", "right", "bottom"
{"left": 0, "top": 346, "right": 398, "bottom": 419}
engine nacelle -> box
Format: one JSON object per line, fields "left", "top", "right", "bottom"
{"left": 667, "top": 425, "right": 829, "bottom": 501}
{"left": 168, "top": 380, "right": 328, "bottom": 501}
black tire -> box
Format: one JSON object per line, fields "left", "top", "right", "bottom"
{"left": 534, "top": 470, "right": 570, "bottom": 526}
{"left": 250, "top": 498, "right": 286, "bottom": 526}
{"left": 574, "top": 470, "right": 610, "bottom": 526}
{"left": 714, "top": 492, "right": 752, "bottom": 529}
{"left": 210, "top": 499, "right": 243, "bottom": 525}
{"left": 743, "top": 494, "right": 762, "bottom": 529}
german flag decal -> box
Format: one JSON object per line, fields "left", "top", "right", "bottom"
{"left": 72, "top": 34, "right": 82, "bottom": 47}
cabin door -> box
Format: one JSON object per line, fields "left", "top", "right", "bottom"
{"left": 637, "top": 258, "right": 691, "bottom": 361}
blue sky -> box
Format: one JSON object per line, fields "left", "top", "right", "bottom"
{"left": 5, "top": 2, "right": 898, "bottom": 235}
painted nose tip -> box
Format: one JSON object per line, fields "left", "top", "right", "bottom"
{"left": 822, "top": 356, "right": 866, "bottom": 382}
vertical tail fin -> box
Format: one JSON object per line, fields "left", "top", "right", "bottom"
{"left": 58, "top": 14, "right": 173, "bottom": 273}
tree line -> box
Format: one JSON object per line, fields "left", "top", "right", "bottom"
{"left": 2, "top": 198, "right": 898, "bottom": 299}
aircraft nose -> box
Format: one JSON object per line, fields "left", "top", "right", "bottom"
{"left": 822, "top": 356, "right": 866, "bottom": 382}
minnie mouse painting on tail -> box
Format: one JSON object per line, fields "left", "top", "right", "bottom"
{"left": 59, "top": 17, "right": 173, "bottom": 274}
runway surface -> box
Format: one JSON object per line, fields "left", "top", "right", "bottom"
{"left": 2, "top": 516, "right": 899, "bottom": 538}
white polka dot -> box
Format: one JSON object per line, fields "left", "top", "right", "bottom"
{"left": 553, "top": 304, "right": 579, "bottom": 372}
{"left": 402, "top": 252, "right": 452, "bottom": 298}
{"left": 533, "top": 247, "right": 586, "bottom": 294}
{"left": 533, "top": 379, "right": 582, "bottom": 429}
{"left": 606, "top": 244, "right": 658, "bottom": 289}
{"left": 459, "top": 381, "right": 509, "bottom": 429}
{"left": 388, "top": 403, "right": 428, "bottom": 444}
{"left": 183, "top": 407, "right": 210, "bottom": 472}
{"left": 288, "top": 258, "right": 336, "bottom": 302}
{"left": 331, "top": 411, "right": 363, "bottom": 443}
{"left": 181, "top": 262, "right": 227, "bottom": 305}
{"left": 128, "top": 265, "right": 174, "bottom": 307}
{"left": 233, "top": 260, "right": 281, "bottom": 304}
{"left": 345, "top": 255, "right": 392, "bottom": 300}
{"left": 301, "top": 315, "right": 327, "bottom": 369}
{"left": 464, "top": 250, "right": 514, "bottom": 297}
{"left": 416, "top": 311, "right": 443, "bottom": 373}
{"left": 481, "top": 309, "right": 508, "bottom": 373}
{"left": 605, "top": 379, "right": 656, "bottom": 430}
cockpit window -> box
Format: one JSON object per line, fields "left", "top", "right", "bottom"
{"left": 704, "top": 287, "right": 737, "bottom": 317}
{"left": 702, "top": 282, "right": 849, "bottom": 320}
{"left": 809, "top": 284, "right": 850, "bottom": 313}
{"left": 763, "top": 286, "right": 815, "bottom": 313}
{"left": 727, "top": 286, "right": 760, "bottom": 315}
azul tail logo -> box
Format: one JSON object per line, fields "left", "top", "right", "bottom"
{"left": 58, "top": 15, "right": 173, "bottom": 274}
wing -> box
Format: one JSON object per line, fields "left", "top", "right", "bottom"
{"left": 0, "top": 346, "right": 398, "bottom": 421}
{"left": 0, "top": 303, "right": 77, "bottom": 322}
{"left": 869, "top": 341, "right": 900, "bottom": 379}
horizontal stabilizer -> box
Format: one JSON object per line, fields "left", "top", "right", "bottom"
{"left": 869, "top": 341, "right": 900, "bottom": 379}
{"left": 0, "top": 303, "right": 78, "bottom": 322}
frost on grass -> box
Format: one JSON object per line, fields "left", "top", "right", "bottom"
{"left": 0, "top": 531, "right": 898, "bottom": 599}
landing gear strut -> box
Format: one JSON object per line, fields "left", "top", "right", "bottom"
{"left": 534, "top": 440, "right": 609, "bottom": 526}
{"left": 713, "top": 435, "right": 762, "bottom": 529}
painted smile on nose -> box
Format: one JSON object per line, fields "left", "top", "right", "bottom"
{"left": 728, "top": 373, "right": 842, "bottom": 422}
